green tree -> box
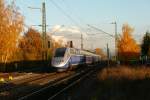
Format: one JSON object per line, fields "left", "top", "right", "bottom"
{"left": 141, "top": 31, "right": 150, "bottom": 57}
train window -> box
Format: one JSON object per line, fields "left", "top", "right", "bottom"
{"left": 77, "top": 50, "right": 79, "bottom": 54}
{"left": 70, "top": 49, "right": 74, "bottom": 54}
{"left": 75, "top": 49, "right": 77, "bottom": 54}
{"left": 78, "top": 50, "right": 80, "bottom": 55}
{"left": 54, "top": 48, "right": 66, "bottom": 57}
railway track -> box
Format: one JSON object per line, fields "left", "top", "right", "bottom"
{"left": 48, "top": 67, "right": 97, "bottom": 100}
{"left": 0, "top": 73, "right": 32, "bottom": 90}
{"left": 0, "top": 71, "right": 75, "bottom": 100}
{"left": 0, "top": 66, "right": 50, "bottom": 83}
{"left": 0, "top": 72, "right": 57, "bottom": 92}
{"left": 0, "top": 67, "right": 53, "bottom": 90}
{"left": 0, "top": 73, "right": 27, "bottom": 81}
{"left": 0, "top": 63, "right": 101, "bottom": 100}
{"left": 17, "top": 64, "right": 98, "bottom": 100}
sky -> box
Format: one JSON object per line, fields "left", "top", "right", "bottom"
{"left": 6, "top": 0, "right": 150, "bottom": 53}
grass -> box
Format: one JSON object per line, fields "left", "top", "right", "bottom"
{"left": 91, "top": 66, "right": 150, "bottom": 100}
{"left": 98, "top": 66, "right": 150, "bottom": 80}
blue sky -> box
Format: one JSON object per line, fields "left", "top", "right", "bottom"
{"left": 6, "top": 0, "right": 150, "bottom": 52}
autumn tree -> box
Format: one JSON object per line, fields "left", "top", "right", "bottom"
{"left": 0, "top": 0, "right": 24, "bottom": 63}
{"left": 19, "top": 28, "right": 42, "bottom": 60}
{"left": 118, "top": 24, "right": 140, "bottom": 61}
{"left": 47, "top": 36, "right": 65, "bottom": 59}
{"left": 141, "top": 31, "right": 150, "bottom": 57}
{"left": 95, "top": 48, "right": 106, "bottom": 59}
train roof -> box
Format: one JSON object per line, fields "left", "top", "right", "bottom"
{"left": 69, "top": 47, "right": 100, "bottom": 57}
{"left": 55, "top": 47, "right": 101, "bottom": 57}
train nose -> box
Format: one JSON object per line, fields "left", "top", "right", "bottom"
{"left": 52, "top": 57, "right": 64, "bottom": 66}
{"left": 60, "top": 59, "right": 64, "bottom": 62}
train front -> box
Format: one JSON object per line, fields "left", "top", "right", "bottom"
{"left": 51, "top": 48, "right": 70, "bottom": 71}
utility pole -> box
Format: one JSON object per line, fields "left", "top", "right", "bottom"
{"left": 107, "top": 43, "right": 110, "bottom": 67}
{"left": 28, "top": 2, "right": 47, "bottom": 61}
{"left": 81, "top": 34, "right": 83, "bottom": 49}
{"left": 11, "top": 0, "right": 15, "bottom": 6}
{"left": 111, "top": 22, "right": 118, "bottom": 62}
{"left": 42, "top": 2, "right": 47, "bottom": 61}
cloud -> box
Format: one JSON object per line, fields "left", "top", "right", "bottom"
{"left": 49, "top": 25, "right": 88, "bottom": 38}
{"left": 51, "top": 25, "right": 80, "bottom": 33}
{"left": 48, "top": 25, "right": 115, "bottom": 51}
{"left": 50, "top": 25, "right": 62, "bottom": 33}
{"left": 52, "top": 35, "right": 68, "bottom": 45}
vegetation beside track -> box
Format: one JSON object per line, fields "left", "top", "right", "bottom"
{"left": 98, "top": 66, "right": 150, "bottom": 80}
{"left": 91, "top": 66, "right": 150, "bottom": 100}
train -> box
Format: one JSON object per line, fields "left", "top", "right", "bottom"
{"left": 51, "top": 47, "right": 101, "bottom": 71}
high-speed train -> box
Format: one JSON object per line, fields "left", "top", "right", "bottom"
{"left": 51, "top": 47, "right": 101, "bottom": 71}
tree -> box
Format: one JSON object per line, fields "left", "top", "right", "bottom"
{"left": 95, "top": 48, "right": 106, "bottom": 59}
{"left": 118, "top": 24, "right": 140, "bottom": 61}
{"left": 19, "top": 28, "right": 42, "bottom": 60}
{"left": 141, "top": 31, "right": 150, "bottom": 57}
{"left": 47, "top": 36, "right": 65, "bottom": 59}
{"left": 0, "top": 0, "right": 24, "bottom": 63}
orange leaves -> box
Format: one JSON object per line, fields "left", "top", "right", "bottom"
{"left": 95, "top": 48, "right": 106, "bottom": 59}
{"left": 19, "top": 29, "right": 66, "bottom": 60}
{"left": 118, "top": 24, "right": 140, "bottom": 60}
{"left": 19, "top": 28, "right": 42, "bottom": 60}
{"left": 0, "top": 0, "right": 24, "bottom": 63}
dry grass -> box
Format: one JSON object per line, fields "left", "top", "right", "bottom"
{"left": 92, "top": 66, "right": 150, "bottom": 100}
{"left": 98, "top": 66, "right": 150, "bottom": 80}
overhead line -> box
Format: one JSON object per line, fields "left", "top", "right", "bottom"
{"left": 87, "top": 24, "right": 114, "bottom": 38}
{"left": 60, "top": 0, "right": 86, "bottom": 26}
{"left": 49, "top": 0, "right": 81, "bottom": 28}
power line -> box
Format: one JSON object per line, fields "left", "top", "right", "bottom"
{"left": 87, "top": 24, "right": 114, "bottom": 38}
{"left": 49, "top": 0, "right": 81, "bottom": 27}
{"left": 59, "top": 0, "right": 86, "bottom": 26}
{"left": 60, "top": 0, "right": 91, "bottom": 41}
{"left": 58, "top": 0, "right": 92, "bottom": 37}
{"left": 49, "top": 0, "right": 89, "bottom": 35}
{"left": 49, "top": 0, "right": 88, "bottom": 49}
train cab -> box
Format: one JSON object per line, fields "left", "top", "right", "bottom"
{"left": 51, "top": 48, "right": 70, "bottom": 71}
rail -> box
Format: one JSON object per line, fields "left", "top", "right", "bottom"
{"left": 18, "top": 64, "right": 97, "bottom": 100}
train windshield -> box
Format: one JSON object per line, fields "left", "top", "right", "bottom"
{"left": 54, "top": 48, "right": 66, "bottom": 57}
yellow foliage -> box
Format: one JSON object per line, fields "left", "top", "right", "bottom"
{"left": 19, "top": 28, "right": 42, "bottom": 60}
{"left": 118, "top": 24, "right": 140, "bottom": 60}
{"left": 95, "top": 48, "right": 106, "bottom": 59}
{"left": 0, "top": 1, "right": 24, "bottom": 63}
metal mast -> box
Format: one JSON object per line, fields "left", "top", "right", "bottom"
{"left": 111, "top": 22, "right": 118, "bottom": 62}
{"left": 42, "top": 2, "right": 47, "bottom": 60}
{"left": 81, "top": 34, "right": 83, "bottom": 49}
{"left": 107, "top": 43, "right": 110, "bottom": 66}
